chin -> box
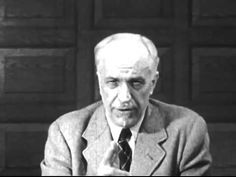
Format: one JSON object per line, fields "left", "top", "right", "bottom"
{"left": 118, "top": 117, "right": 137, "bottom": 128}
{"left": 111, "top": 111, "right": 140, "bottom": 127}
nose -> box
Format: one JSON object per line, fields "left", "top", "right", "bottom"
{"left": 117, "top": 83, "right": 132, "bottom": 103}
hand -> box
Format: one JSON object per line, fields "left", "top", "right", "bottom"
{"left": 97, "top": 141, "right": 130, "bottom": 176}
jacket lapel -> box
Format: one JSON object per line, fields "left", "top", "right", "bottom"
{"left": 82, "top": 105, "right": 112, "bottom": 175}
{"left": 130, "top": 103, "right": 167, "bottom": 176}
{"left": 81, "top": 102, "right": 168, "bottom": 176}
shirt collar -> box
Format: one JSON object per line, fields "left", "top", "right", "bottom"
{"left": 106, "top": 107, "right": 147, "bottom": 143}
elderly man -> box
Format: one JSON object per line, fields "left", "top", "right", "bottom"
{"left": 41, "top": 33, "right": 212, "bottom": 176}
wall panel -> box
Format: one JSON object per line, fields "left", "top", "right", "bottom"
{"left": 0, "top": 0, "right": 74, "bottom": 26}
{"left": 0, "top": 124, "right": 49, "bottom": 175}
{"left": 191, "top": 48, "right": 236, "bottom": 103}
{"left": 192, "top": 0, "right": 236, "bottom": 26}
{"left": 94, "top": 0, "right": 174, "bottom": 28}
{"left": 209, "top": 124, "right": 236, "bottom": 176}
{"left": 0, "top": 49, "right": 74, "bottom": 102}
{"left": 191, "top": 48, "right": 236, "bottom": 122}
{"left": 0, "top": 48, "right": 75, "bottom": 122}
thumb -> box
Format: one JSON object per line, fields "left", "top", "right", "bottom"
{"left": 102, "top": 141, "right": 119, "bottom": 166}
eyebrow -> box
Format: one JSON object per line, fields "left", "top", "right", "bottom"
{"left": 129, "top": 77, "right": 145, "bottom": 83}
{"left": 105, "top": 76, "right": 145, "bottom": 81}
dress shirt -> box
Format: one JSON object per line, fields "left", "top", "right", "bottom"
{"left": 106, "top": 108, "right": 146, "bottom": 155}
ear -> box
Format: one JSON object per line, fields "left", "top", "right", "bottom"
{"left": 150, "top": 71, "right": 159, "bottom": 95}
{"left": 96, "top": 71, "right": 102, "bottom": 92}
{"left": 96, "top": 71, "right": 102, "bottom": 82}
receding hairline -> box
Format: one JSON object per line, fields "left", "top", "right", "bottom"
{"left": 94, "top": 33, "right": 160, "bottom": 71}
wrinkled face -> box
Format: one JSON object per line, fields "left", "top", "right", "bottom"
{"left": 97, "top": 47, "right": 158, "bottom": 128}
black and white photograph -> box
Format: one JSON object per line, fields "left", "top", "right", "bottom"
{"left": 0, "top": 0, "right": 235, "bottom": 176}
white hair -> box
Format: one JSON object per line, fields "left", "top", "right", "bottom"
{"left": 94, "top": 33, "right": 159, "bottom": 73}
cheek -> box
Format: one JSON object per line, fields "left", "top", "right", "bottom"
{"left": 140, "top": 84, "right": 153, "bottom": 98}
{"left": 134, "top": 86, "right": 153, "bottom": 106}
{"left": 100, "top": 87, "right": 117, "bottom": 105}
{"left": 131, "top": 89, "right": 150, "bottom": 108}
{"left": 138, "top": 91, "right": 151, "bottom": 104}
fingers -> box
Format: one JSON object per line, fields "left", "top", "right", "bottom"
{"left": 97, "top": 141, "right": 131, "bottom": 176}
{"left": 102, "top": 141, "right": 119, "bottom": 166}
{"left": 111, "top": 168, "right": 131, "bottom": 176}
{"left": 97, "top": 166, "right": 130, "bottom": 176}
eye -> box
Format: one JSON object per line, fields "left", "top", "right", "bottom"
{"left": 106, "top": 79, "right": 119, "bottom": 89}
{"left": 130, "top": 80, "right": 144, "bottom": 90}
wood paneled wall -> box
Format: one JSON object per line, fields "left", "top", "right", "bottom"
{"left": 0, "top": 0, "right": 235, "bottom": 175}
{"left": 76, "top": 0, "right": 236, "bottom": 176}
{"left": 0, "top": 0, "right": 76, "bottom": 175}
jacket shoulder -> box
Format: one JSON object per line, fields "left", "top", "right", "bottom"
{"left": 150, "top": 99, "right": 208, "bottom": 132}
{"left": 49, "top": 101, "right": 103, "bottom": 137}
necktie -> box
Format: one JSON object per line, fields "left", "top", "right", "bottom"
{"left": 118, "top": 128, "right": 132, "bottom": 172}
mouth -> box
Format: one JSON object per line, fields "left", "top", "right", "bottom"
{"left": 112, "top": 107, "right": 137, "bottom": 120}
{"left": 117, "top": 108, "right": 134, "bottom": 111}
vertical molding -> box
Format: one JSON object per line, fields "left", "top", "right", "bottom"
{"left": 0, "top": 57, "right": 4, "bottom": 95}
{"left": 77, "top": 0, "right": 94, "bottom": 30}
{"left": 173, "top": 0, "right": 190, "bottom": 105}
{"left": 191, "top": 50, "right": 200, "bottom": 100}
{"left": 0, "top": 128, "right": 5, "bottom": 170}
{"left": 191, "top": 0, "right": 201, "bottom": 24}
{"left": 94, "top": 0, "right": 103, "bottom": 26}
{"left": 154, "top": 47, "right": 174, "bottom": 102}
{"left": 0, "top": 0, "right": 5, "bottom": 19}
{"left": 76, "top": 34, "right": 95, "bottom": 108}
{"left": 76, "top": 0, "right": 95, "bottom": 108}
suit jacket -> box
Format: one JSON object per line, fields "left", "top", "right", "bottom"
{"left": 41, "top": 99, "right": 212, "bottom": 176}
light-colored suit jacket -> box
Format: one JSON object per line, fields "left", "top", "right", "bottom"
{"left": 41, "top": 99, "right": 212, "bottom": 176}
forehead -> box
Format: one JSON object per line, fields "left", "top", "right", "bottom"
{"left": 102, "top": 57, "right": 151, "bottom": 74}
{"left": 98, "top": 38, "right": 150, "bottom": 60}
{"left": 98, "top": 40, "right": 153, "bottom": 71}
{"left": 100, "top": 60, "right": 152, "bottom": 80}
